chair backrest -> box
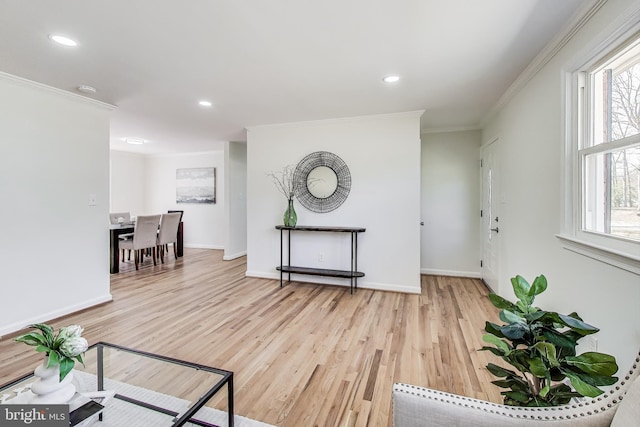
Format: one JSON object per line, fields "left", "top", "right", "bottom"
{"left": 109, "top": 212, "right": 131, "bottom": 224}
{"left": 132, "top": 214, "right": 161, "bottom": 249}
{"left": 157, "top": 213, "right": 182, "bottom": 246}
{"left": 610, "top": 352, "right": 640, "bottom": 425}
{"left": 392, "top": 348, "right": 640, "bottom": 426}
{"left": 168, "top": 210, "right": 184, "bottom": 221}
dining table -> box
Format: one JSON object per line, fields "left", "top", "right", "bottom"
{"left": 109, "top": 222, "right": 183, "bottom": 274}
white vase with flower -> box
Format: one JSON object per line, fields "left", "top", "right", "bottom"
{"left": 14, "top": 323, "right": 88, "bottom": 404}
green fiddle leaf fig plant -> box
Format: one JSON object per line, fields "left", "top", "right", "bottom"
{"left": 480, "top": 274, "right": 619, "bottom": 407}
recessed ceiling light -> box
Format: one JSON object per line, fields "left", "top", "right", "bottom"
{"left": 123, "top": 138, "right": 147, "bottom": 145}
{"left": 77, "top": 85, "right": 96, "bottom": 94}
{"left": 49, "top": 34, "right": 78, "bottom": 47}
{"left": 382, "top": 75, "right": 400, "bottom": 83}
{"left": 198, "top": 100, "right": 213, "bottom": 107}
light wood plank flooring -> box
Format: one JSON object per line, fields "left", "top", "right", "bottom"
{"left": 0, "top": 249, "right": 502, "bottom": 426}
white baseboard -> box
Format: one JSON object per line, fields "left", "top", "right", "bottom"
{"left": 361, "top": 280, "right": 421, "bottom": 294}
{"left": 223, "top": 251, "right": 247, "bottom": 261}
{"left": 184, "top": 244, "right": 224, "bottom": 250}
{"left": 0, "top": 294, "right": 113, "bottom": 338}
{"left": 245, "top": 271, "right": 421, "bottom": 294}
{"left": 245, "top": 271, "right": 278, "bottom": 280}
{"left": 420, "top": 268, "right": 481, "bottom": 279}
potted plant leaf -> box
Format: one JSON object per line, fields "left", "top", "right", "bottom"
{"left": 480, "top": 274, "right": 619, "bottom": 407}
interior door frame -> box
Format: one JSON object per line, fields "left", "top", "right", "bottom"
{"left": 480, "top": 136, "right": 500, "bottom": 292}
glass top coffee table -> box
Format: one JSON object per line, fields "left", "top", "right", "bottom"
{"left": 0, "top": 342, "right": 234, "bottom": 427}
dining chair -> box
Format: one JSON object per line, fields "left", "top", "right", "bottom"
{"left": 118, "top": 214, "right": 161, "bottom": 270}
{"left": 167, "top": 210, "right": 184, "bottom": 221}
{"left": 157, "top": 212, "right": 182, "bottom": 263}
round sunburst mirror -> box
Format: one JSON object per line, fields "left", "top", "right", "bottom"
{"left": 293, "top": 151, "right": 351, "bottom": 213}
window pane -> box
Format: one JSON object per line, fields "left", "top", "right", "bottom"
{"left": 583, "top": 145, "right": 640, "bottom": 241}
{"left": 591, "top": 43, "right": 640, "bottom": 146}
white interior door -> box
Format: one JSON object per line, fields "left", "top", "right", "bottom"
{"left": 481, "top": 139, "right": 500, "bottom": 291}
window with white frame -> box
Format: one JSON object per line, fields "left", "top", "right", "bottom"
{"left": 562, "top": 28, "right": 640, "bottom": 273}
{"left": 581, "top": 38, "right": 640, "bottom": 243}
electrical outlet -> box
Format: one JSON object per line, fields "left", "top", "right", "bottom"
{"left": 318, "top": 253, "right": 324, "bottom": 262}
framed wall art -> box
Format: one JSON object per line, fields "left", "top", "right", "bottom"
{"left": 176, "top": 167, "right": 216, "bottom": 204}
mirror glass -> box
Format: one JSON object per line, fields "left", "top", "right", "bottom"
{"left": 307, "top": 166, "right": 338, "bottom": 199}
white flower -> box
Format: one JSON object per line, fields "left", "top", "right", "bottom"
{"left": 58, "top": 325, "right": 84, "bottom": 340}
{"left": 60, "top": 336, "right": 88, "bottom": 358}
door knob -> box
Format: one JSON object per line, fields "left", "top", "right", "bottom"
{"left": 491, "top": 227, "right": 499, "bottom": 233}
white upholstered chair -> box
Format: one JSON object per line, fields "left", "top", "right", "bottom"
{"left": 118, "top": 214, "right": 161, "bottom": 270}
{"left": 156, "top": 212, "right": 181, "bottom": 263}
{"left": 392, "top": 349, "right": 640, "bottom": 426}
{"left": 167, "top": 209, "right": 184, "bottom": 221}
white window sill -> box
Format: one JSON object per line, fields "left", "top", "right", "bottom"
{"left": 556, "top": 234, "right": 640, "bottom": 275}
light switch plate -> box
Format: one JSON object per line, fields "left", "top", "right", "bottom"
{"left": 88, "top": 194, "right": 97, "bottom": 206}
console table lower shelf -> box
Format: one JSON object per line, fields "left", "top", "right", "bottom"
{"left": 276, "top": 266, "right": 365, "bottom": 279}
{"left": 276, "top": 225, "right": 365, "bottom": 294}
{"left": 276, "top": 267, "right": 365, "bottom": 294}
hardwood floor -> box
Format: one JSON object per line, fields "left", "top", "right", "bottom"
{"left": 0, "top": 249, "right": 502, "bottom": 426}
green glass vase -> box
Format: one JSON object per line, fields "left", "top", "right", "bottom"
{"left": 283, "top": 197, "right": 297, "bottom": 227}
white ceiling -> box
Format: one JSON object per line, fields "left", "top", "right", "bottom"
{"left": 0, "top": 0, "right": 585, "bottom": 154}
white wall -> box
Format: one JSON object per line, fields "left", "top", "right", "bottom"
{"left": 421, "top": 130, "right": 481, "bottom": 277}
{"left": 481, "top": 0, "right": 640, "bottom": 369}
{"left": 246, "top": 111, "right": 423, "bottom": 293}
{"left": 0, "top": 73, "right": 112, "bottom": 336}
{"left": 145, "top": 151, "right": 225, "bottom": 249}
{"left": 224, "top": 142, "right": 247, "bottom": 260}
{"left": 109, "top": 150, "right": 147, "bottom": 217}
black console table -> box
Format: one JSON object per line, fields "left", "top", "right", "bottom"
{"left": 275, "top": 225, "right": 365, "bottom": 294}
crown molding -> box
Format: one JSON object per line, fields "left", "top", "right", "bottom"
{"left": 148, "top": 150, "right": 224, "bottom": 158}
{"left": 420, "top": 125, "right": 480, "bottom": 136}
{"left": 479, "top": 0, "right": 608, "bottom": 128}
{"left": 246, "top": 110, "right": 425, "bottom": 132}
{"left": 0, "top": 71, "right": 116, "bottom": 111}
{"left": 109, "top": 149, "right": 224, "bottom": 158}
